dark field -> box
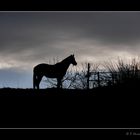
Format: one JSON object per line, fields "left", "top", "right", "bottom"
{"left": 0, "top": 87, "right": 139, "bottom": 128}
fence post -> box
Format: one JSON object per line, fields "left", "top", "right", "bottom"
{"left": 86, "top": 63, "right": 90, "bottom": 90}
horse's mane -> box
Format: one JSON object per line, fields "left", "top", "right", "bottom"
{"left": 53, "top": 55, "right": 72, "bottom": 67}
{"left": 61, "top": 55, "right": 72, "bottom": 63}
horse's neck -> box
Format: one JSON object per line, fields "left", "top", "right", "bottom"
{"left": 60, "top": 58, "right": 71, "bottom": 71}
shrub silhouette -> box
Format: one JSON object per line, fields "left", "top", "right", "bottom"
{"left": 104, "top": 58, "right": 140, "bottom": 87}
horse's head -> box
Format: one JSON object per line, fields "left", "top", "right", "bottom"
{"left": 70, "top": 54, "right": 77, "bottom": 66}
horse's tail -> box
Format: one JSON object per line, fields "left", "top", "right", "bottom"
{"left": 33, "top": 69, "right": 36, "bottom": 89}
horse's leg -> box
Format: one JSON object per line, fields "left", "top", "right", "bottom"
{"left": 60, "top": 79, "right": 62, "bottom": 88}
{"left": 57, "top": 78, "right": 60, "bottom": 89}
{"left": 37, "top": 75, "right": 42, "bottom": 90}
{"left": 57, "top": 78, "right": 62, "bottom": 89}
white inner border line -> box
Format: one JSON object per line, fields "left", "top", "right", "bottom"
{"left": 0, "top": 128, "right": 140, "bottom": 129}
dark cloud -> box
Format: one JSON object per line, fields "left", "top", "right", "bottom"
{"left": 1, "top": 12, "right": 140, "bottom": 54}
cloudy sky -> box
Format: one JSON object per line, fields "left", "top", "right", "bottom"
{"left": 0, "top": 11, "right": 140, "bottom": 88}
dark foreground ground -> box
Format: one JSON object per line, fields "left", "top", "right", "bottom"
{"left": 0, "top": 86, "right": 139, "bottom": 129}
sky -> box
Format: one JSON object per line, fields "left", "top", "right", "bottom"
{"left": 0, "top": 11, "right": 140, "bottom": 88}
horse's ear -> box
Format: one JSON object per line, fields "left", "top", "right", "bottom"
{"left": 72, "top": 54, "right": 74, "bottom": 56}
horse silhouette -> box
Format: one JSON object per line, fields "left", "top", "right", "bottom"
{"left": 33, "top": 54, "right": 77, "bottom": 89}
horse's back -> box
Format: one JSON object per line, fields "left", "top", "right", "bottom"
{"left": 33, "top": 63, "right": 59, "bottom": 76}
{"left": 34, "top": 63, "right": 50, "bottom": 73}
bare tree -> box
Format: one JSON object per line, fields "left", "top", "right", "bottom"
{"left": 68, "top": 62, "right": 100, "bottom": 89}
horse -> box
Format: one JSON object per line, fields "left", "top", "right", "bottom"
{"left": 33, "top": 54, "right": 77, "bottom": 89}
